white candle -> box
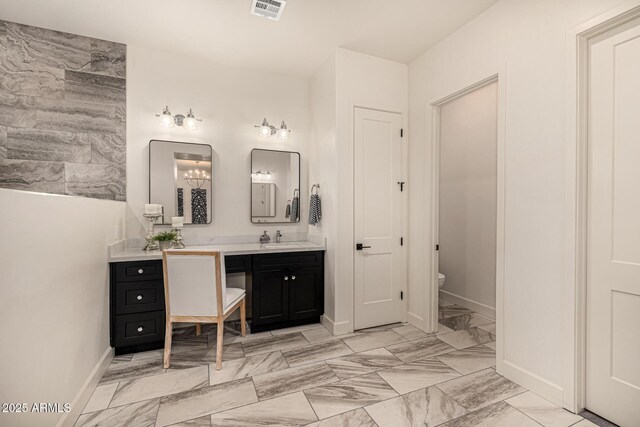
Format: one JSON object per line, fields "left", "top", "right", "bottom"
{"left": 172, "top": 216, "right": 184, "bottom": 228}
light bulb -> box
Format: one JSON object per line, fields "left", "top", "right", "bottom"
{"left": 277, "top": 121, "right": 289, "bottom": 140}
{"left": 183, "top": 109, "right": 198, "bottom": 130}
{"left": 277, "top": 128, "right": 289, "bottom": 140}
{"left": 258, "top": 118, "right": 272, "bottom": 137}
{"left": 158, "top": 106, "right": 174, "bottom": 127}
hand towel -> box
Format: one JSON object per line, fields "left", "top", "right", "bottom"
{"left": 309, "top": 193, "right": 322, "bottom": 225}
{"left": 290, "top": 191, "right": 300, "bottom": 222}
{"left": 285, "top": 200, "right": 291, "bottom": 219}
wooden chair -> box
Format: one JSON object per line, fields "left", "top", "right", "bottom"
{"left": 162, "top": 250, "right": 246, "bottom": 370}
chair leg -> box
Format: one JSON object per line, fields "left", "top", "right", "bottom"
{"left": 216, "top": 320, "right": 224, "bottom": 370}
{"left": 195, "top": 323, "right": 201, "bottom": 336}
{"left": 163, "top": 321, "right": 173, "bottom": 369}
{"left": 240, "top": 299, "right": 247, "bottom": 337}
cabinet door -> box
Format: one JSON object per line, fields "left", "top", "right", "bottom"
{"left": 252, "top": 270, "right": 289, "bottom": 326}
{"left": 289, "top": 267, "right": 323, "bottom": 321}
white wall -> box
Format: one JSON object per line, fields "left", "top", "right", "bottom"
{"left": 126, "top": 45, "right": 310, "bottom": 242}
{"left": 309, "top": 48, "right": 408, "bottom": 333}
{"left": 408, "top": 0, "right": 630, "bottom": 407}
{"left": 438, "top": 81, "right": 497, "bottom": 314}
{"left": 308, "top": 53, "right": 338, "bottom": 326}
{"left": 0, "top": 190, "right": 125, "bottom": 427}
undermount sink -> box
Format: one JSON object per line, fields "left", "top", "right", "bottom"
{"left": 261, "top": 242, "right": 307, "bottom": 249}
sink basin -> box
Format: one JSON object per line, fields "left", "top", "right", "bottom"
{"left": 261, "top": 242, "right": 307, "bottom": 249}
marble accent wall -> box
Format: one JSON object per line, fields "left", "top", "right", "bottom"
{"left": 0, "top": 20, "right": 126, "bottom": 200}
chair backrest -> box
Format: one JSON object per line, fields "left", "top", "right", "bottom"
{"left": 162, "top": 251, "right": 226, "bottom": 317}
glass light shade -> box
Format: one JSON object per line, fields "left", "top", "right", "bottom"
{"left": 277, "top": 121, "right": 289, "bottom": 140}
{"left": 159, "top": 113, "right": 174, "bottom": 127}
{"left": 277, "top": 128, "right": 289, "bottom": 140}
{"left": 259, "top": 125, "right": 271, "bottom": 137}
{"left": 183, "top": 109, "right": 198, "bottom": 130}
{"left": 183, "top": 116, "right": 197, "bottom": 130}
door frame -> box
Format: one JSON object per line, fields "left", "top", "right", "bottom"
{"left": 565, "top": 0, "right": 640, "bottom": 413}
{"left": 426, "top": 72, "right": 506, "bottom": 368}
{"left": 352, "top": 105, "right": 408, "bottom": 329}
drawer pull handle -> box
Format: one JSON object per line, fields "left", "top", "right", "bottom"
{"left": 138, "top": 269, "right": 144, "bottom": 274}
{"left": 137, "top": 295, "right": 143, "bottom": 301}
{"left": 284, "top": 276, "right": 289, "bottom": 281}
{"left": 137, "top": 326, "right": 144, "bottom": 332}
{"left": 291, "top": 275, "right": 296, "bottom": 280}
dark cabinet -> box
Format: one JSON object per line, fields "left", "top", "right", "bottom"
{"left": 109, "top": 250, "right": 324, "bottom": 353}
{"left": 289, "top": 267, "right": 323, "bottom": 321}
{"left": 252, "top": 270, "right": 290, "bottom": 325}
{"left": 251, "top": 251, "right": 324, "bottom": 332}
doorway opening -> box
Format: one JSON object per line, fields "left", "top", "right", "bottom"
{"left": 432, "top": 78, "right": 499, "bottom": 363}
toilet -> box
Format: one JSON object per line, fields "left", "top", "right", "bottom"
{"left": 438, "top": 273, "right": 446, "bottom": 289}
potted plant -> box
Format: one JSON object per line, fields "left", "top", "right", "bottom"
{"left": 153, "top": 231, "right": 177, "bottom": 250}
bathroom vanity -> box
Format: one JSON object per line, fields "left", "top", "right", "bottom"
{"left": 108, "top": 242, "right": 324, "bottom": 355}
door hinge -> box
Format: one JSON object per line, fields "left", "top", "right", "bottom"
{"left": 400, "top": 128, "right": 404, "bottom": 137}
{"left": 435, "top": 244, "right": 439, "bottom": 251}
{"left": 400, "top": 237, "right": 404, "bottom": 246}
{"left": 400, "top": 291, "right": 404, "bottom": 300}
{"left": 397, "top": 181, "right": 405, "bottom": 191}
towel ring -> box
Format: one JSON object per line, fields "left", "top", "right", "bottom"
{"left": 293, "top": 189, "right": 300, "bottom": 198}
{"left": 311, "top": 184, "right": 320, "bottom": 195}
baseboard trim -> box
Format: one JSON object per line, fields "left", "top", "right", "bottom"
{"left": 439, "top": 290, "right": 496, "bottom": 320}
{"left": 406, "top": 311, "right": 426, "bottom": 331}
{"left": 500, "top": 360, "right": 564, "bottom": 407}
{"left": 321, "top": 314, "right": 352, "bottom": 336}
{"left": 56, "top": 346, "right": 114, "bottom": 427}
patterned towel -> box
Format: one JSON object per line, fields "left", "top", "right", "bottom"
{"left": 290, "top": 196, "right": 300, "bottom": 222}
{"left": 285, "top": 200, "right": 291, "bottom": 218}
{"left": 309, "top": 194, "right": 322, "bottom": 225}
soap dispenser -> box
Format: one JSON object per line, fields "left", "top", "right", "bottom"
{"left": 260, "top": 230, "right": 271, "bottom": 244}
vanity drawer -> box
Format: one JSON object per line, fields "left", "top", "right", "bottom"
{"left": 115, "top": 281, "right": 165, "bottom": 315}
{"left": 114, "top": 311, "right": 165, "bottom": 348}
{"left": 253, "top": 251, "right": 323, "bottom": 271}
{"left": 225, "top": 255, "right": 251, "bottom": 273}
{"left": 115, "top": 260, "right": 163, "bottom": 282}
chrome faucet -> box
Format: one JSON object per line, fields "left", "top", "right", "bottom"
{"left": 275, "top": 230, "right": 282, "bottom": 243}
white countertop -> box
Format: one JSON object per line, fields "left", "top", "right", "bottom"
{"left": 108, "top": 241, "right": 325, "bottom": 263}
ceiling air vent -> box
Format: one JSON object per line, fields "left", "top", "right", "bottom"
{"left": 250, "top": 0, "right": 287, "bottom": 21}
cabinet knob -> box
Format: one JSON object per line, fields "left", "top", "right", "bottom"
{"left": 138, "top": 269, "right": 144, "bottom": 274}
{"left": 137, "top": 295, "right": 143, "bottom": 301}
{"left": 284, "top": 276, "right": 289, "bottom": 281}
{"left": 291, "top": 275, "right": 296, "bottom": 280}
{"left": 137, "top": 326, "right": 144, "bottom": 332}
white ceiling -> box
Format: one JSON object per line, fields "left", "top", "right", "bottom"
{"left": 1, "top": 0, "right": 498, "bottom": 77}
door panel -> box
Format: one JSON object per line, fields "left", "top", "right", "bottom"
{"left": 354, "top": 108, "right": 403, "bottom": 329}
{"left": 252, "top": 270, "right": 289, "bottom": 325}
{"left": 289, "top": 267, "right": 323, "bottom": 320}
{"left": 586, "top": 19, "right": 640, "bottom": 427}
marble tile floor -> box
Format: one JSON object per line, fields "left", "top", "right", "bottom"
{"left": 76, "top": 304, "right": 589, "bottom": 426}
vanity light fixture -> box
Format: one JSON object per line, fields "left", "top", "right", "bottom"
{"left": 157, "top": 106, "right": 202, "bottom": 130}
{"left": 251, "top": 169, "right": 272, "bottom": 180}
{"left": 255, "top": 118, "right": 291, "bottom": 140}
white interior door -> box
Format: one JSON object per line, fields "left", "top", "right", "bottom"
{"left": 586, "top": 18, "right": 640, "bottom": 427}
{"left": 354, "top": 107, "right": 403, "bottom": 330}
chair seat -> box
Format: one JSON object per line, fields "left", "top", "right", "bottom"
{"left": 224, "top": 287, "right": 245, "bottom": 314}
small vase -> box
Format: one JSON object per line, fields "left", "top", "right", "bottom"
{"left": 158, "top": 241, "right": 172, "bottom": 250}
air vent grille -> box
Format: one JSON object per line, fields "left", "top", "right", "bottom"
{"left": 250, "top": 0, "right": 287, "bottom": 21}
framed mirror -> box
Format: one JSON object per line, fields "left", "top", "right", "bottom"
{"left": 149, "top": 140, "right": 213, "bottom": 225}
{"left": 251, "top": 148, "right": 300, "bottom": 224}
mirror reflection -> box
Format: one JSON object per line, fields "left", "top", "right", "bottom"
{"left": 149, "top": 140, "right": 213, "bottom": 225}
{"left": 251, "top": 149, "right": 300, "bottom": 223}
